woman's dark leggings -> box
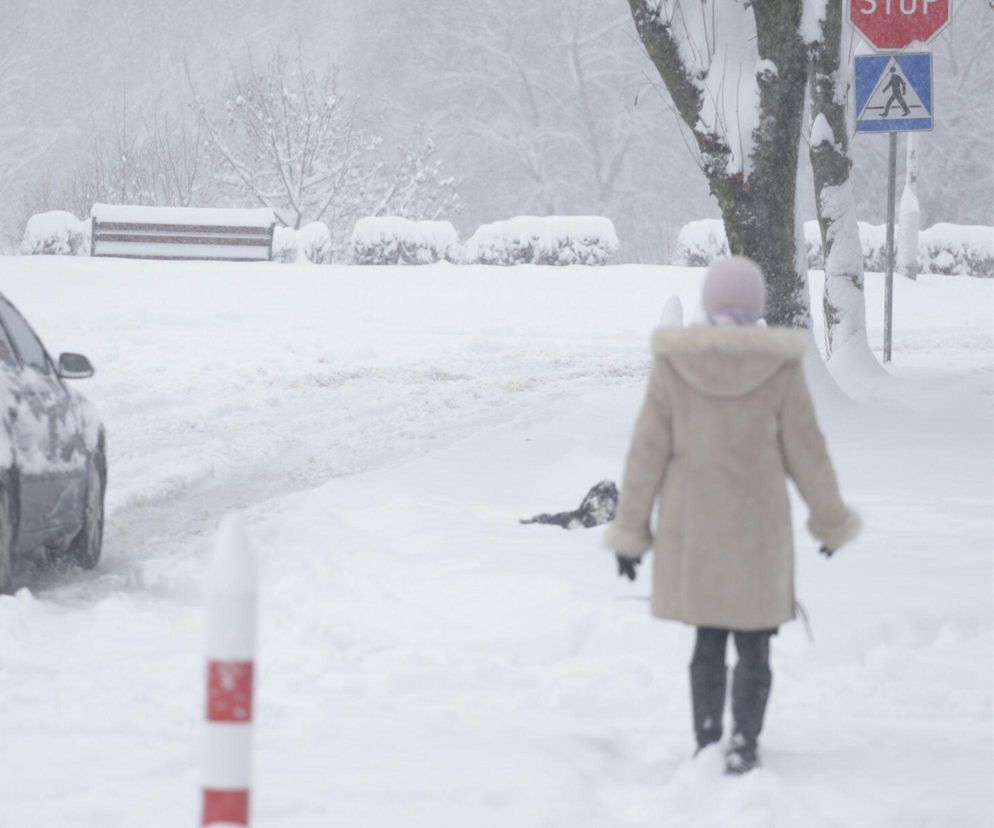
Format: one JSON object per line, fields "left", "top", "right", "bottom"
{"left": 690, "top": 626, "right": 775, "bottom": 751}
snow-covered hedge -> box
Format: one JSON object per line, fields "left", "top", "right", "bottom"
{"left": 270, "top": 222, "right": 334, "bottom": 264}
{"left": 271, "top": 225, "right": 299, "bottom": 263}
{"left": 350, "top": 217, "right": 458, "bottom": 265}
{"left": 919, "top": 224, "right": 993, "bottom": 278}
{"left": 680, "top": 218, "right": 993, "bottom": 278}
{"left": 802, "top": 221, "right": 824, "bottom": 270}
{"left": 856, "top": 224, "right": 888, "bottom": 272}
{"left": 816, "top": 222, "right": 992, "bottom": 277}
{"left": 20, "top": 211, "right": 87, "bottom": 256}
{"left": 297, "top": 222, "right": 333, "bottom": 264}
{"left": 674, "top": 219, "right": 729, "bottom": 267}
{"left": 463, "top": 216, "right": 618, "bottom": 266}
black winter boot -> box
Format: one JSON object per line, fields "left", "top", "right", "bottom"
{"left": 725, "top": 630, "right": 773, "bottom": 775}
{"left": 724, "top": 733, "right": 760, "bottom": 775}
{"left": 690, "top": 627, "right": 729, "bottom": 753}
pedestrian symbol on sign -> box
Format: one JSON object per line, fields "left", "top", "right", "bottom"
{"left": 881, "top": 68, "right": 910, "bottom": 117}
{"left": 855, "top": 52, "right": 933, "bottom": 133}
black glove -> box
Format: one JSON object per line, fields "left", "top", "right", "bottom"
{"left": 819, "top": 545, "right": 835, "bottom": 558}
{"left": 616, "top": 554, "right": 640, "bottom": 581}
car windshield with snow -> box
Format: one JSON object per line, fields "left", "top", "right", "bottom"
{"left": 0, "top": 293, "right": 105, "bottom": 592}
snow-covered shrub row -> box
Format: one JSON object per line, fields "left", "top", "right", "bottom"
{"left": 674, "top": 219, "right": 728, "bottom": 267}
{"left": 20, "top": 211, "right": 88, "bottom": 256}
{"left": 802, "top": 221, "right": 824, "bottom": 270}
{"left": 297, "top": 222, "right": 333, "bottom": 264}
{"left": 919, "top": 224, "right": 993, "bottom": 278}
{"left": 270, "top": 222, "right": 333, "bottom": 264}
{"left": 680, "top": 219, "right": 993, "bottom": 278}
{"left": 463, "top": 216, "right": 618, "bottom": 266}
{"left": 271, "top": 225, "right": 299, "bottom": 263}
{"left": 856, "top": 224, "right": 888, "bottom": 272}
{"left": 816, "top": 222, "right": 992, "bottom": 277}
{"left": 351, "top": 217, "right": 458, "bottom": 265}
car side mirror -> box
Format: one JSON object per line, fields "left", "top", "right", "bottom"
{"left": 58, "top": 352, "right": 95, "bottom": 379}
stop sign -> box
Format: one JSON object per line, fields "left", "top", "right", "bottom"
{"left": 849, "top": 0, "right": 951, "bottom": 49}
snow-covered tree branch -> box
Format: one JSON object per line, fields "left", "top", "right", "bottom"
{"left": 807, "top": 0, "right": 874, "bottom": 362}
{"left": 193, "top": 50, "right": 459, "bottom": 254}
{"left": 627, "top": 0, "right": 813, "bottom": 328}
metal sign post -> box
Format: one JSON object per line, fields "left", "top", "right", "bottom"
{"left": 854, "top": 52, "right": 934, "bottom": 363}
{"left": 848, "top": 0, "right": 949, "bottom": 363}
{"left": 884, "top": 133, "right": 897, "bottom": 363}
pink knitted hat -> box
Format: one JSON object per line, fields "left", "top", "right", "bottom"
{"left": 701, "top": 256, "right": 767, "bottom": 324}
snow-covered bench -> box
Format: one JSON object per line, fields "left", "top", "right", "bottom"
{"left": 90, "top": 204, "right": 276, "bottom": 261}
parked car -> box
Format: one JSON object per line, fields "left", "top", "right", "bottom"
{"left": 0, "top": 291, "right": 105, "bottom": 592}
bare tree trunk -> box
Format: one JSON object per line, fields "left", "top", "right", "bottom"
{"left": 808, "top": 0, "right": 873, "bottom": 359}
{"left": 628, "top": 0, "right": 810, "bottom": 328}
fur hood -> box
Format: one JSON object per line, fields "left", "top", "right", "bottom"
{"left": 651, "top": 325, "right": 808, "bottom": 398}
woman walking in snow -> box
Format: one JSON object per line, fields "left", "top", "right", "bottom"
{"left": 604, "top": 256, "right": 860, "bottom": 775}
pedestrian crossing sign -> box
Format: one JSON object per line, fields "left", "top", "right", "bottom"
{"left": 855, "top": 52, "right": 933, "bottom": 133}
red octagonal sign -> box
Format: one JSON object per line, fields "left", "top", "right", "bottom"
{"left": 849, "top": 0, "right": 951, "bottom": 50}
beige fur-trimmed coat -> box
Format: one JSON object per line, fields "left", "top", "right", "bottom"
{"left": 603, "top": 326, "right": 860, "bottom": 631}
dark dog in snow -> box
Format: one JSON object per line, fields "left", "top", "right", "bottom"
{"left": 520, "top": 480, "right": 618, "bottom": 529}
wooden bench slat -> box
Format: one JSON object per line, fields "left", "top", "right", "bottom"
{"left": 95, "top": 222, "right": 273, "bottom": 235}
{"left": 94, "top": 233, "right": 271, "bottom": 247}
{"left": 92, "top": 239, "right": 271, "bottom": 261}
{"left": 92, "top": 253, "right": 271, "bottom": 262}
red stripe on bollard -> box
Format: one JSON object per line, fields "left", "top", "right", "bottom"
{"left": 206, "top": 660, "right": 254, "bottom": 722}
{"left": 202, "top": 788, "right": 249, "bottom": 825}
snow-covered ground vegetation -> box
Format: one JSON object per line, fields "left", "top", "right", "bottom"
{"left": 350, "top": 217, "right": 458, "bottom": 265}
{"left": 271, "top": 225, "right": 299, "bottom": 263}
{"left": 464, "top": 216, "right": 618, "bottom": 266}
{"left": 0, "top": 256, "right": 989, "bottom": 826}
{"left": 296, "top": 222, "right": 334, "bottom": 265}
{"left": 19, "top": 211, "right": 86, "bottom": 256}
{"left": 848, "top": 222, "right": 993, "bottom": 278}
{"left": 674, "top": 219, "right": 730, "bottom": 267}
{"left": 681, "top": 218, "right": 994, "bottom": 278}
{"left": 918, "top": 224, "right": 994, "bottom": 277}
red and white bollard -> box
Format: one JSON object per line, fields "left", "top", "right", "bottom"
{"left": 202, "top": 515, "right": 258, "bottom": 826}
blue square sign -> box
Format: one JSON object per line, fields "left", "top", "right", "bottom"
{"left": 855, "top": 52, "right": 933, "bottom": 133}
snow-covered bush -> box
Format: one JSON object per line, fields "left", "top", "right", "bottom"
{"left": 463, "top": 219, "right": 533, "bottom": 265}
{"left": 351, "top": 218, "right": 399, "bottom": 264}
{"left": 919, "top": 224, "right": 993, "bottom": 278}
{"left": 271, "top": 225, "right": 299, "bottom": 263}
{"left": 350, "top": 217, "right": 458, "bottom": 265}
{"left": 674, "top": 219, "right": 728, "bottom": 267}
{"left": 464, "top": 216, "right": 617, "bottom": 266}
{"left": 399, "top": 221, "right": 459, "bottom": 265}
{"left": 297, "top": 221, "right": 333, "bottom": 264}
{"left": 848, "top": 223, "right": 994, "bottom": 276}
{"left": 858, "top": 223, "right": 888, "bottom": 272}
{"left": 78, "top": 217, "right": 93, "bottom": 257}
{"left": 681, "top": 219, "right": 824, "bottom": 269}
{"left": 678, "top": 218, "right": 992, "bottom": 279}
{"left": 20, "top": 211, "right": 86, "bottom": 256}
{"left": 803, "top": 221, "right": 824, "bottom": 269}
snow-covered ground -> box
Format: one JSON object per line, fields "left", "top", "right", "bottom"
{"left": 0, "top": 257, "right": 990, "bottom": 827}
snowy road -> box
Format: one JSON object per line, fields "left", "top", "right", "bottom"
{"left": 0, "top": 258, "right": 991, "bottom": 826}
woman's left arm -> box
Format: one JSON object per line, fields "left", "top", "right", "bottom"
{"left": 603, "top": 360, "right": 672, "bottom": 559}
